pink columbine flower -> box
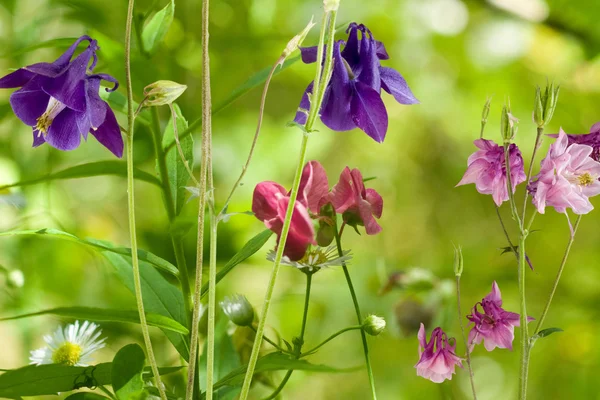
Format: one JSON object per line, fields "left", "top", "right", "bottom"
{"left": 415, "top": 323, "right": 463, "bottom": 383}
{"left": 467, "top": 281, "right": 531, "bottom": 351}
{"left": 531, "top": 129, "right": 600, "bottom": 215}
{"left": 252, "top": 161, "right": 329, "bottom": 261}
{"left": 330, "top": 167, "right": 383, "bottom": 235}
{"left": 457, "top": 139, "right": 526, "bottom": 206}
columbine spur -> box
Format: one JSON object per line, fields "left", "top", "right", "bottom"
{"left": 29, "top": 320, "right": 106, "bottom": 366}
{"left": 0, "top": 36, "right": 123, "bottom": 157}
{"left": 294, "top": 23, "right": 418, "bottom": 143}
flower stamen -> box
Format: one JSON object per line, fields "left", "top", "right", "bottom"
{"left": 577, "top": 172, "right": 594, "bottom": 187}
{"left": 51, "top": 342, "right": 82, "bottom": 366}
{"left": 35, "top": 97, "right": 66, "bottom": 136}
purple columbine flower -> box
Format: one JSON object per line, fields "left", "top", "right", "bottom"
{"left": 456, "top": 139, "right": 526, "bottom": 206}
{"left": 0, "top": 36, "right": 123, "bottom": 157}
{"left": 415, "top": 323, "right": 463, "bottom": 383}
{"left": 294, "top": 23, "right": 418, "bottom": 143}
{"left": 562, "top": 122, "right": 600, "bottom": 162}
{"left": 467, "top": 281, "right": 532, "bottom": 351}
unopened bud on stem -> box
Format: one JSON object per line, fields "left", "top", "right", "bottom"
{"left": 324, "top": 0, "right": 340, "bottom": 12}
{"left": 533, "top": 81, "right": 560, "bottom": 128}
{"left": 143, "top": 80, "right": 187, "bottom": 107}
{"left": 282, "top": 17, "right": 316, "bottom": 62}
{"left": 363, "top": 315, "right": 386, "bottom": 336}
{"left": 220, "top": 294, "right": 255, "bottom": 327}
{"left": 501, "top": 101, "right": 519, "bottom": 143}
{"left": 453, "top": 245, "right": 464, "bottom": 277}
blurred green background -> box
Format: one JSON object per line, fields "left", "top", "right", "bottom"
{"left": 1, "top": 0, "right": 600, "bottom": 399}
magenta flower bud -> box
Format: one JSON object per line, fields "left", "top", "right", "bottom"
{"left": 531, "top": 129, "right": 600, "bottom": 215}
{"left": 415, "top": 323, "right": 463, "bottom": 383}
{"left": 467, "top": 281, "right": 533, "bottom": 351}
{"left": 456, "top": 139, "right": 526, "bottom": 206}
{"left": 252, "top": 161, "right": 329, "bottom": 261}
{"left": 330, "top": 167, "right": 383, "bottom": 235}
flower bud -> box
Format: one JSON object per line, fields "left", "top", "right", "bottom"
{"left": 363, "top": 315, "right": 386, "bottom": 336}
{"left": 533, "top": 82, "right": 560, "bottom": 128}
{"left": 282, "top": 17, "right": 316, "bottom": 61}
{"left": 6, "top": 269, "right": 24, "bottom": 289}
{"left": 143, "top": 80, "right": 187, "bottom": 107}
{"left": 220, "top": 295, "right": 254, "bottom": 327}
{"left": 324, "top": 0, "right": 340, "bottom": 12}
{"left": 501, "top": 102, "right": 519, "bottom": 143}
{"left": 453, "top": 245, "right": 463, "bottom": 277}
{"left": 480, "top": 96, "right": 492, "bottom": 138}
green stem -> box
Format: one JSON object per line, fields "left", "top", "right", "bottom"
{"left": 533, "top": 216, "right": 582, "bottom": 336}
{"left": 237, "top": 11, "right": 337, "bottom": 400}
{"left": 206, "top": 194, "right": 217, "bottom": 400}
{"left": 456, "top": 276, "right": 477, "bottom": 400}
{"left": 504, "top": 143, "right": 522, "bottom": 229}
{"left": 150, "top": 107, "right": 192, "bottom": 316}
{"left": 124, "top": 1, "right": 167, "bottom": 399}
{"left": 248, "top": 326, "right": 292, "bottom": 354}
{"left": 495, "top": 206, "right": 519, "bottom": 262}
{"left": 300, "top": 326, "right": 362, "bottom": 357}
{"left": 517, "top": 232, "right": 529, "bottom": 400}
{"left": 333, "top": 220, "right": 378, "bottom": 400}
{"left": 521, "top": 127, "right": 544, "bottom": 223}
{"left": 261, "top": 370, "right": 293, "bottom": 400}
{"left": 185, "top": 0, "right": 212, "bottom": 395}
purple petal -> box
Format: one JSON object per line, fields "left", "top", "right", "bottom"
{"left": 375, "top": 40, "right": 389, "bottom": 60}
{"left": 9, "top": 83, "right": 50, "bottom": 126}
{"left": 41, "top": 45, "right": 95, "bottom": 112}
{"left": 380, "top": 67, "right": 419, "bottom": 105}
{"left": 350, "top": 81, "right": 388, "bottom": 142}
{"left": 320, "top": 41, "right": 356, "bottom": 132}
{"left": 25, "top": 36, "right": 94, "bottom": 78}
{"left": 299, "top": 46, "right": 318, "bottom": 64}
{"left": 85, "top": 76, "right": 110, "bottom": 129}
{"left": 91, "top": 104, "right": 124, "bottom": 158}
{"left": 32, "top": 130, "right": 46, "bottom": 147}
{"left": 357, "top": 36, "right": 381, "bottom": 91}
{"left": 0, "top": 68, "right": 35, "bottom": 89}
{"left": 293, "top": 81, "right": 313, "bottom": 125}
{"left": 341, "top": 23, "right": 361, "bottom": 70}
{"left": 45, "top": 108, "right": 82, "bottom": 151}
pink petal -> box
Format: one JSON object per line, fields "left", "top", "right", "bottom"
{"left": 252, "top": 182, "right": 287, "bottom": 223}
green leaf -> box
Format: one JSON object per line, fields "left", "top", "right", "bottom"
{"left": 100, "top": 245, "right": 190, "bottom": 360}
{"left": 535, "top": 327, "right": 564, "bottom": 338}
{"left": 0, "top": 228, "right": 179, "bottom": 277}
{"left": 0, "top": 161, "right": 160, "bottom": 191}
{"left": 162, "top": 103, "right": 193, "bottom": 215}
{"left": 99, "top": 89, "right": 150, "bottom": 126}
{"left": 214, "top": 352, "right": 355, "bottom": 390}
{"left": 198, "top": 316, "right": 241, "bottom": 395}
{"left": 141, "top": 0, "right": 175, "bottom": 55}
{"left": 0, "top": 307, "right": 188, "bottom": 334}
{"left": 0, "top": 363, "right": 180, "bottom": 398}
{"left": 200, "top": 230, "right": 273, "bottom": 298}
{"left": 65, "top": 393, "right": 111, "bottom": 399}
{"left": 112, "top": 344, "right": 146, "bottom": 400}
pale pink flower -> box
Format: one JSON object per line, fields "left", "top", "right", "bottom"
{"left": 531, "top": 129, "right": 600, "bottom": 215}
{"left": 457, "top": 139, "right": 526, "bottom": 206}
{"left": 415, "top": 323, "right": 463, "bottom": 383}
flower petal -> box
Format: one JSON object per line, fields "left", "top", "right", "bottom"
{"left": 320, "top": 42, "right": 356, "bottom": 132}
{"left": 90, "top": 104, "right": 124, "bottom": 158}
{"left": 365, "top": 188, "right": 383, "bottom": 218}
{"left": 253, "top": 181, "right": 288, "bottom": 223}
{"left": 9, "top": 82, "right": 50, "bottom": 126}
{"left": 299, "top": 46, "right": 318, "bottom": 64}
{"left": 45, "top": 108, "right": 82, "bottom": 151}
{"left": 350, "top": 81, "right": 388, "bottom": 142}
{"left": 331, "top": 167, "right": 358, "bottom": 214}
{"left": 380, "top": 66, "right": 419, "bottom": 105}
{"left": 293, "top": 81, "right": 313, "bottom": 126}
{"left": 25, "top": 36, "right": 94, "bottom": 77}
{"left": 298, "top": 160, "right": 329, "bottom": 214}
{"left": 0, "top": 68, "right": 35, "bottom": 88}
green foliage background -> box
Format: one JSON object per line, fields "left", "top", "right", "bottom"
{"left": 1, "top": 0, "right": 600, "bottom": 399}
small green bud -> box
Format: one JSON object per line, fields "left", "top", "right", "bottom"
{"left": 143, "top": 80, "right": 187, "bottom": 107}
{"left": 363, "top": 315, "right": 386, "bottom": 336}
{"left": 220, "top": 294, "right": 255, "bottom": 327}
{"left": 6, "top": 269, "right": 24, "bottom": 289}
{"left": 533, "top": 81, "right": 560, "bottom": 128}
{"left": 324, "top": 0, "right": 340, "bottom": 12}
{"left": 501, "top": 102, "right": 519, "bottom": 143}
{"left": 282, "top": 17, "right": 316, "bottom": 61}
{"left": 481, "top": 96, "right": 491, "bottom": 124}
{"left": 453, "top": 245, "right": 463, "bottom": 277}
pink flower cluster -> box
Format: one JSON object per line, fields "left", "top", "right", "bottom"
{"left": 252, "top": 161, "right": 383, "bottom": 261}
{"left": 416, "top": 282, "right": 530, "bottom": 383}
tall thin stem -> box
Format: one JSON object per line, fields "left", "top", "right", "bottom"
{"left": 517, "top": 232, "right": 529, "bottom": 400}
{"left": 185, "top": 0, "right": 213, "bottom": 395}
{"left": 521, "top": 127, "right": 544, "bottom": 223}
{"left": 533, "top": 216, "right": 582, "bottom": 335}
{"left": 124, "top": 1, "right": 167, "bottom": 399}
{"left": 333, "top": 219, "right": 378, "bottom": 400}
{"left": 456, "top": 276, "right": 477, "bottom": 400}
{"left": 300, "top": 326, "right": 362, "bottom": 357}
{"left": 237, "top": 11, "right": 337, "bottom": 400}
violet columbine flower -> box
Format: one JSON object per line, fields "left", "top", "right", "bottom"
{"left": 456, "top": 139, "right": 526, "bottom": 206}
{"left": 0, "top": 36, "right": 123, "bottom": 157}
{"left": 294, "top": 23, "right": 418, "bottom": 143}
{"left": 530, "top": 129, "right": 600, "bottom": 215}
{"left": 252, "top": 161, "right": 329, "bottom": 261}
{"left": 467, "top": 281, "right": 531, "bottom": 351}
{"left": 330, "top": 166, "right": 383, "bottom": 235}
{"left": 415, "top": 323, "right": 463, "bottom": 383}
{"left": 562, "top": 122, "right": 600, "bottom": 162}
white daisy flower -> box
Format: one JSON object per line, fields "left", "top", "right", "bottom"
{"left": 29, "top": 320, "right": 106, "bottom": 366}
{"left": 267, "top": 245, "right": 352, "bottom": 273}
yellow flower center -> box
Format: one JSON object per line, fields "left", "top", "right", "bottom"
{"left": 52, "top": 342, "right": 82, "bottom": 366}
{"left": 578, "top": 172, "right": 595, "bottom": 187}
{"left": 299, "top": 249, "right": 329, "bottom": 266}
{"left": 35, "top": 97, "right": 66, "bottom": 136}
